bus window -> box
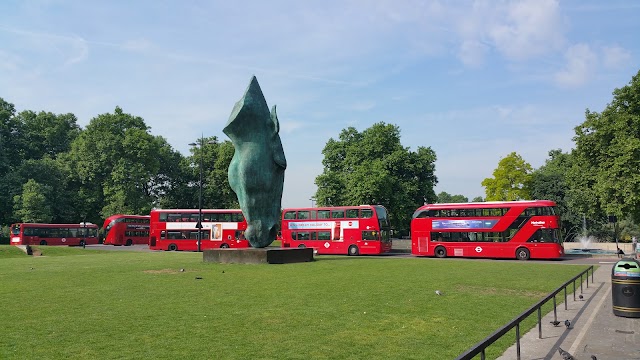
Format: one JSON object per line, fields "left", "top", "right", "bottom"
{"left": 361, "top": 209, "right": 373, "bottom": 218}
{"left": 284, "top": 211, "right": 297, "bottom": 220}
{"left": 318, "top": 231, "right": 331, "bottom": 240}
{"left": 346, "top": 209, "right": 359, "bottom": 219}
{"left": 317, "top": 210, "right": 330, "bottom": 219}
{"left": 362, "top": 231, "right": 379, "bottom": 240}
{"left": 331, "top": 210, "right": 345, "bottom": 218}
{"left": 298, "top": 211, "right": 310, "bottom": 220}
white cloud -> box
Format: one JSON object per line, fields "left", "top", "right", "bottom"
{"left": 458, "top": 40, "right": 489, "bottom": 67}
{"left": 444, "top": 0, "right": 566, "bottom": 66}
{"left": 601, "top": 45, "right": 632, "bottom": 69}
{"left": 64, "top": 36, "right": 89, "bottom": 66}
{"left": 554, "top": 43, "right": 598, "bottom": 88}
{"left": 0, "top": 26, "right": 89, "bottom": 67}
{"left": 486, "top": 0, "right": 565, "bottom": 61}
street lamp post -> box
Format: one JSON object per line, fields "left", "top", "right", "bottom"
{"left": 189, "top": 135, "right": 217, "bottom": 252}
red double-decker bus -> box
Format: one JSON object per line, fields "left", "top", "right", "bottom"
{"left": 411, "top": 200, "right": 564, "bottom": 260}
{"left": 280, "top": 205, "right": 392, "bottom": 255}
{"left": 148, "top": 209, "right": 250, "bottom": 251}
{"left": 10, "top": 223, "right": 99, "bottom": 246}
{"left": 102, "top": 214, "right": 150, "bottom": 246}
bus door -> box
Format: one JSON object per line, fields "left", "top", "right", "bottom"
{"left": 332, "top": 221, "right": 342, "bottom": 241}
{"left": 418, "top": 234, "right": 429, "bottom": 254}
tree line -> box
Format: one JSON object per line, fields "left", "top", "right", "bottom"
{"left": 312, "top": 70, "right": 640, "bottom": 239}
{"left": 0, "top": 103, "right": 239, "bottom": 243}
{"left": 2, "top": 69, "right": 640, "bottom": 241}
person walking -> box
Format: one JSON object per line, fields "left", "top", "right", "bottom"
{"left": 633, "top": 236, "right": 638, "bottom": 258}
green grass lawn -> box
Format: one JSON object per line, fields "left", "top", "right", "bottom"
{"left": 0, "top": 246, "right": 589, "bottom": 359}
{"left": 0, "top": 245, "right": 26, "bottom": 258}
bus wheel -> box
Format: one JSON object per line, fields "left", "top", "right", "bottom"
{"left": 168, "top": 244, "right": 178, "bottom": 251}
{"left": 348, "top": 245, "right": 359, "bottom": 256}
{"left": 220, "top": 243, "right": 230, "bottom": 248}
{"left": 298, "top": 244, "right": 306, "bottom": 249}
{"left": 516, "top": 247, "right": 530, "bottom": 261}
{"left": 39, "top": 240, "right": 47, "bottom": 246}
{"left": 126, "top": 239, "right": 133, "bottom": 246}
{"left": 434, "top": 246, "right": 447, "bottom": 258}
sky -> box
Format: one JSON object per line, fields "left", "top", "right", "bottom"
{"left": 1, "top": 0, "right": 639, "bottom": 208}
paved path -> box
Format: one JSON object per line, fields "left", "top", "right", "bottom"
{"left": 497, "top": 260, "right": 640, "bottom": 360}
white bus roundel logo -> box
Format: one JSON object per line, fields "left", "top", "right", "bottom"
{"left": 475, "top": 246, "right": 482, "bottom": 253}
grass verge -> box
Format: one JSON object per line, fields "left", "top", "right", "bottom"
{"left": 0, "top": 251, "right": 589, "bottom": 359}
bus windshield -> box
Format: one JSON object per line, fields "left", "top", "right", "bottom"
{"left": 374, "top": 206, "right": 390, "bottom": 227}
{"left": 11, "top": 224, "right": 19, "bottom": 235}
{"left": 105, "top": 220, "right": 116, "bottom": 232}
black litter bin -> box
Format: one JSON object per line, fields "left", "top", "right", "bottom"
{"left": 612, "top": 258, "right": 640, "bottom": 317}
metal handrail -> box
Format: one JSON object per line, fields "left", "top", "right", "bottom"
{"left": 456, "top": 265, "right": 594, "bottom": 360}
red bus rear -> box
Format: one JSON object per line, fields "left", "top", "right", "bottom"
{"left": 280, "top": 205, "right": 392, "bottom": 255}
{"left": 10, "top": 223, "right": 99, "bottom": 246}
{"left": 411, "top": 200, "right": 564, "bottom": 260}
{"left": 103, "top": 214, "right": 150, "bottom": 246}
{"left": 148, "top": 209, "right": 250, "bottom": 251}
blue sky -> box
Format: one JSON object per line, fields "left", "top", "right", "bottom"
{"left": 1, "top": 0, "right": 638, "bottom": 208}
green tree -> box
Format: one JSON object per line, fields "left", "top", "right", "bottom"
{"left": 529, "top": 149, "right": 585, "bottom": 239}
{"left": 569, "top": 69, "right": 640, "bottom": 223}
{"left": 13, "top": 179, "right": 53, "bottom": 223}
{"left": 0, "top": 99, "right": 85, "bottom": 225}
{"left": 67, "top": 107, "right": 180, "bottom": 221}
{"left": 156, "top": 138, "right": 238, "bottom": 210}
{"left": 315, "top": 122, "right": 437, "bottom": 234}
{"left": 471, "top": 196, "right": 484, "bottom": 202}
{"left": 481, "top": 152, "right": 532, "bottom": 201}
{"left": 0, "top": 98, "right": 20, "bottom": 225}
{"left": 205, "top": 140, "right": 239, "bottom": 208}
{"left": 15, "top": 158, "right": 79, "bottom": 222}
{"left": 15, "top": 110, "right": 80, "bottom": 160}
{"left": 436, "top": 191, "right": 469, "bottom": 203}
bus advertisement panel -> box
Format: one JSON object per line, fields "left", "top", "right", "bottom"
{"left": 148, "top": 209, "right": 249, "bottom": 251}
{"left": 10, "top": 223, "right": 99, "bottom": 246}
{"left": 280, "top": 205, "right": 392, "bottom": 255}
{"left": 103, "top": 214, "right": 150, "bottom": 246}
{"left": 411, "top": 200, "right": 564, "bottom": 260}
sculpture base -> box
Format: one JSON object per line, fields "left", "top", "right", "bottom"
{"left": 203, "top": 248, "right": 314, "bottom": 264}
